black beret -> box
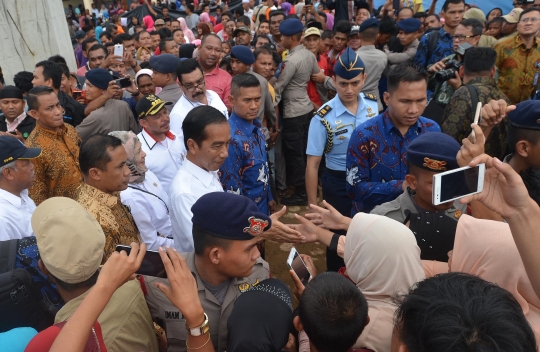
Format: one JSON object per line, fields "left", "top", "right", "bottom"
{"left": 508, "top": 100, "right": 540, "bottom": 130}
{"left": 0, "top": 86, "right": 23, "bottom": 100}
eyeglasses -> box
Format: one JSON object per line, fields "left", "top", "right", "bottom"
{"left": 451, "top": 34, "right": 478, "bottom": 41}
{"left": 520, "top": 17, "right": 540, "bottom": 23}
{"left": 183, "top": 78, "right": 205, "bottom": 92}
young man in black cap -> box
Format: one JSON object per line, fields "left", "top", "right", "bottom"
{"left": 144, "top": 191, "right": 271, "bottom": 352}
{"left": 150, "top": 54, "right": 183, "bottom": 113}
{"left": 0, "top": 86, "right": 35, "bottom": 139}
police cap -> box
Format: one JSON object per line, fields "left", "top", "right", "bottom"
{"left": 407, "top": 132, "right": 460, "bottom": 172}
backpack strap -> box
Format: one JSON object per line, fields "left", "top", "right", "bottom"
{"left": 0, "top": 239, "right": 19, "bottom": 274}
{"left": 427, "top": 30, "right": 440, "bottom": 65}
{"left": 466, "top": 84, "right": 480, "bottom": 112}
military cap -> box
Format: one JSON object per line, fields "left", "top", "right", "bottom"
{"left": 85, "top": 68, "right": 113, "bottom": 90}
{"left": 233, "top": 26, "right": 251, "bottom": 37}
{"left": 0, "top": 85, "right": 23, "bottom": 100}
{"left": 304, "top": 27, "right": 321, "bottom": 38}
{"left": 359, "top": 18, "right": 379, "bottom": 32}
{"left": 0, "top": 136, "right": 41, "bottom": 167}
{"left": 508, "top": 100, "right": 540, "bottom": 130}
{"left": 334, "top": 47, "right": 365, "bottom": 80}
{"left": 149, "top": 54, "right": 181, "bottom": 74}
{"left": 279, "top": 18, "right": 304, "bottom": 36}
{"left": 231, "top": 45, "right": 255, "bottom": 65}
{"left": 406, "top": 132, "right": 460, "bottom": 172}
{"left": 191, "top": 192, "right": 272, "bottom": 240}
{"left": 135, "top": 94, "right": 172, "bottom": 120}
{"left": 396, "top": 18, "right": 422, "bottom": 33}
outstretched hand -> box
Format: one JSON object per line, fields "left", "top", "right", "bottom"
{"left": 262, "top": 206, "right": 305, "bottom": 243}
{"left": 305, "top": 200, "right": 350, "bottom": 230}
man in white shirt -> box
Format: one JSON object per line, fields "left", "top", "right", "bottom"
{"left": 0, "top": 136, "right": 41, "bottom": 240}
{"left": 169, "top": 105, "right": 230, "bottom": 252}
{"left": 169, "top": 59, "right": 228, "bottom": 138}
{"left": 135, "top": 94, "right": 186, "bottom": 194}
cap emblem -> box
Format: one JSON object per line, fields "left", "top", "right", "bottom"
{"left": 243, "top": 216, "right": 269, "bottom": 236}
{"left": 423, "top": 157, "right": 447, "bottom": 171}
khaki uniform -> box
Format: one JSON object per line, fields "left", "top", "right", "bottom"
{"left": 370, "top": 188, "right": 466, "bottom": 224}
{"left": 143, "top": 252, "right": 270, "bottom": 352}
{"left": 158, "top": 83, "right": 183, "bottom": 113}
{"left": 248, "top": 71, "right": 277, "bottom": 128}
{"left": 356, "top": 45, "right": 388, "bottom": 112}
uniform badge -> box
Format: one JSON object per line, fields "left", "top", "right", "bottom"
{"left": 364, "top": 93, "right": 377, "bottom": 101}
{"left": 455, "top": 210, "right": 462, "bottom": 219}
{"left": 243, "top": 216, "right": 269, "bottom": 236}
{"left": 423, "top": 157, "right": 447, "bottom": 171}
{"left": 251, "top": 279, "right": 260, "bottom": 287}
{"left": 238, "top": 283, "right": 250, "bottom": 292}
{"left": 367, "top": 107, "right": 376, "bottom": 117}
{"left": 317, "top": 105, "right": 332, "bottom": 118}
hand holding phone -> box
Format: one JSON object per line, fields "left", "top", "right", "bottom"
{"left": 287, "top": 248, "right": 312, "bottom": 286}
{"left": 470, "top": 102, "right": 482, "bottom": 143}
{"left": 116, "top": 244, "right": 167, "bottom": 277}
{"left": 114, "top": 44, "right": 124, "bottom": 58}
{"left": 101, "top": 242, "right": 146, "bottom": 291}
{"left": 116, "top": 77, "right": 132, "bottom": 88}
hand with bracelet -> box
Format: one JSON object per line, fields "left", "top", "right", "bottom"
{"left": 154, "top": 247, "right": 215, "bottom": 351}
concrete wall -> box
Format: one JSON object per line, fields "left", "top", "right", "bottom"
{"left": 0, "top": 0, "right": 77, "bottom": 85}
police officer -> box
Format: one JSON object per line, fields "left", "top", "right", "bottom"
{"left": 143, "top": 192, "right": 270, "bottom": 352}
{"left": 306, "top": 47, "right": 378, "bottom": 271}
{"left": 150, "top": 54, "right": 183, "bottom": 113}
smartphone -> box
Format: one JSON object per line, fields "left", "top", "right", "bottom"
{"left": 8, "top": 131, "right": 17, "bottom": 135}
{"left": 432, "top": 164, "right": 485, "bottom": 206}
{"left": 116, "top": 77, "right": 132, "bottom": 88}
{"left": 72, "top": 90, "right": 83, "bottom": 100}
{"left": 393, "top": 0, "right": 401, "bottom": 11}
{"left": 305, "top": 0, "right": 312, "bottom": 5}
{"left": 287, "top": 248, "right": 312, "bottom": 286}
{"left": 114, "top": 44, "right": 124, "bottom": 58}
{"left": 115, "top": 245, "right": 167, "bottom": 278}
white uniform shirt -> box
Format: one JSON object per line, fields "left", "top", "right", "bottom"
{"left": 169, "top": 89, "right": 228, "bottom": 140}
{"left": 0, "top": 188, "right": 36, "bottom": 240}
{"left": 120, "top": 170, "right": 174, "bottom": 251}
{"left": 169, "top": 159, "right": 224, "bottom": 252}
{"left": 137, "top": 129, "right": 186, "bottom": 194}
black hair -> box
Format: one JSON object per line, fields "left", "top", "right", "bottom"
{"left": 79, "top": 134, "right": 123, "bottom": 175}
{"left": 51, "top": 271, "right": 99, "bottom": 293}
{"left": 414, "top": 11, "right": 427, "bottom": 19}
{"left": 231, "top": 73, "right": 261, "bottom": 97}
{"left": 379, "top": 17, "right": 397, "bottom": 35}
{"left": 159, "top": 37, "right": 175, "bottom": 52}
{"left": 442, "top": 0, "right": 465, "bottom": 12}
{"left": 187, "top": 4, "right": 195, "bottom": 12}
{"left": 57, "top": 63, "right": 70, "bottom": 80}
{"left": 164, "top": 18, "right": 172, "bottom": 24}
{"left": 259, "top": 19, "right": 270, "bottom": 27}
{"left": 488, "top": 17, "right": 504, "bottom": 26}
{"left": 158, "top": 27, "right": 172, "bottom": 39}
{"left": 182, "top": 105, "right": 228, "bottom": 150}
{"left": 356, "top": 1, "right": 371, "bottom": 12}
{"left": 234, "top": 7, "right": 245, "bottom": 16}
{"left": 271, "top": 50, "right": 282, "bottom": 65}
{"left": 255, "top": 34, "right": 271, "bottom": 43}
{"left": 520, "top": 7, "right": 540, "bottom": 21}
{"left": 150, "top": 30, "right": 160, "bottom": 37}
{"left": 100, "top": 31, "right": 113, "bottom": 41}
{"left": 201, "top": 33, "right": 221, "bottom": 46}
{"left": 307, "top": 20, "right": 323, "bottom": 30}
{"left": 463, "top": 47, "right": 497, "bottom": 75}
{"left": 172, "top": 28, "right": 184, "bottom": 36}
{"left": 387, "top": 63, "right": 428, "bottom": 93}
{"left": 47, "top": 55, "right": 67, "bottom": 65}
{"left": 460, "top": 18, "right": 483, "bottom": 36}
{"left": 176, "top": 58, "right": 203, "bottom": 83}
{"left": 254, "top": 45, "right": 274, "bottom": 61}
{"left": 425, "top": 13, "right": 441, "bottom": 22}
{"left": 202, "top": 4, "right": 210, "bottom": 11}
{"left": 162, "top": 4, "right": 169, "bottom": 10}
{"left": 359, "top": 27, "right": 379, "bottom": 41}
{"left": 237, "top": 15, "right": 251, "bottom": 27}
{"left": 520, "top": 167, "right": 540, "bottom": 207}
{"left": 486, "top": 7, "right": 503, "bottom": 20}
{"left": 104, "top": 42, "right": 115, "bottom": 49}
{"left": 334, "top": 20, "right": 352, "bottom": 35}
{"left": 35, "top": 60, "right": 62, "bottom": 89}
{"left": 105, "top": 24, "right": 117, "bottom": 34}
{"left": 222, "top": 11, "right": 233, "bottom": 20}
{"left": 13, "top": 71, "right": 34, "bottom": 94}
{"left": 299, "top": 273, "right": 369, "bottom": 352}
{"left": 192, "top": 226, "right": 232, "bottom": 255}
{"left": 82, "top": 25, "right": 94, "bottom": 33}
{"left": 27, "top": 86, "right": 55, "bottom": 111}
{"left": 394, "top": 273, "right": 537, "bottom": 352}
{"left": 82, "top": 37, "right": 98, "bottom": 52}
{"left": 507, "top": 122, "right": 540, "bottom": 154}
{"left": 269, "top": 10, "right": 286, "bottom": 21}
{"left": 321, "top": 30, "right": 333, "bottom": 40}
{"left": 139, "top": 61, "right": 151, "bottom": 69}
{"left": 88, "top": 43, "right": 108, "bottom": 56}
{"left": 113, "top": 33, "right": 133, "bottom": 45}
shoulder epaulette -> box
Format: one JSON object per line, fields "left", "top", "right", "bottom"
{"left": 364, "top": 93, "right": 377, "bottom": 101}
{"left": 317, "top": 105, "right": 332, "bottom": 117}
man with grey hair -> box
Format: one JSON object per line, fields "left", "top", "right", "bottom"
{"left": 0, "top": 135, "right": 41, "bottom": 240}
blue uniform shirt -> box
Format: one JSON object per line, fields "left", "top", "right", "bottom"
{"left": 219, "top": 112, "right": 273, "bottom": 215}
{"left": 346, "top": 110, "right": 440, "bottom": 215}
{"left": 413, "top": 27, "right": 454, "bottom": 70}
{"left": 307, "top": 93, "right": 379, "bottom": 171}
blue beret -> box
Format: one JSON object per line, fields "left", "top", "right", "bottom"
{"left": 508, "top": 100, "right": 540, "bottom": 130}
{"left": 407, "top": 132, "right": 460, "bottom": 172}
{"left": 85, "top": 68, "right": 113, "bottom": 90}
{"left": 149, "top": 54, "right": 181, "bottom": 74}
{"left": 191, "top": 192, "right": 272, "bottom": 240}
{"left": 334, "top": 47, "right": 365, "bottom": 80}
{"left": 279, "top": 18, "right": 304, "bottom": 36}
{"left": 359, "top": 18, "right": 379, "bottom": 32}
{"left": 75, "top": 30, "right": 86, "bottom": 39}
{"left": 397, "top": 18, "right": 422, "bottom": 33}
{"left": 231, "top": 45, "right": 255, "bottom": 65}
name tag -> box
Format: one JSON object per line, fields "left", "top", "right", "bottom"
{"left": 335, "top": 128, "right": 348, "bottom": 136}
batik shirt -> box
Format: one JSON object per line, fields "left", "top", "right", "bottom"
{"left": 413, "top": 27, "right": 454, "bottom": 70}
{"left": 75, "top": 183, "right": 141, "bottom": 258}
{"left": 346, "top": 111, "right": 440, "bottom": 215}
{"left": 25, "top": 123, "right": 82, "bottom": 205}
{"left": 219, "top": 113, "right": 273, "bottom": 215}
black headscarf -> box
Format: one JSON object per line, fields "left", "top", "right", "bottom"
{"left": 179, "top": 43, "right": 196, "bottom": 59}
{"left": 227, "top": 279, "right": 293, "bottom": 352}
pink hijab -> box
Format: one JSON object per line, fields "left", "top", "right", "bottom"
{"left": 179, "top": 17, "right": 196, "bottom": 43}
{"left": 200, "top": 12, "right": 211, "bottom": 23}
{"left": 452, "top": 215, "right": 540, "bottom": 347}
{"left": 143, "top": 15, "right": 154, "bottom": 32}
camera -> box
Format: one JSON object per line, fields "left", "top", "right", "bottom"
{"left": 434, "top": 42, "right": 473, "bottom": 82}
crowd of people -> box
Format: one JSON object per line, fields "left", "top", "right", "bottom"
{"left": 2, "top": 0, "right": 540, "bottom": 351}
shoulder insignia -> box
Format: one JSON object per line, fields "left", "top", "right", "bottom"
{"left": 454, "top": 210, "right": 462, "bottom": 219}
{"left": 238, "top": 283, "right": 251, "bottom": 293}
{"left": 317, "top": 105, "right": 332, "bottom": 118}
{"left": 364, "top": 93, "right": 377, "bottom": 101}
{"left": 320, "top": 118, "right": 333, "bottom": 154}
{"left": 251, "top": 279, "right": 260, "bottom": 287}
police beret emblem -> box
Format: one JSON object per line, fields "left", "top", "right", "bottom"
{"left": 423, "top": 157, "right": 447, "bottom": 171}
{"left": 243, "top": 216, "right": 269, "bottom": 236}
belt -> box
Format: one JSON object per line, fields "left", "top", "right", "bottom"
{"left": 325, "top": 168, "right": 346, "bottom": 176}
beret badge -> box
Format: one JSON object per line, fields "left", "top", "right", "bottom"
{"left": 243, "top": 216, "right": 269, "bottom": 236}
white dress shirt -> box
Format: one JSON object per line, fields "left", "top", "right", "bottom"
{"left": 120, "top": 170, "right": 174, "bottom": 251}
{"left": 138, "top": 128, "right": 186, "bottom": 194}
{"left": 0, "top": 188, "right": 36, "bottom": 241}
{"left": 169, "top": 159, "right": 224, "bottom": 252}
{"left": 169, "top": 89, "right": 229, "bottom": 140}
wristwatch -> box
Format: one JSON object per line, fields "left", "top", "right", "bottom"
{"left": 131, "top": 91, "right": 140, "bottom": 97}
{"left": 186, "top": 313, "right": 210, "bottom": 336}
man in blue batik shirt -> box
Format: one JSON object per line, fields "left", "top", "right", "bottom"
{"left": 346, "top": 63, "right": 440, "bottom": 215}
{"left": 219, "top": 73, "right": 276, "bottom": 215}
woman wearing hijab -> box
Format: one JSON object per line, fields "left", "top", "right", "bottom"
{"left": 280, "top": 2, "right": 292, "bottom": 16}
{"left": 227, "top": 279, "right": 294, "bottom": 352}
{"left": 143, "top": 15, "right": 155, "bottom": 32}
{"left": 179, "top": 17, "right": 196, "bottom": 43}
{"left": 344, "top": 213, "right": 425, "bottom": 352}
{"left": 110, "top": 131, "right": 175, "bottom": 251}
{"left": 451, "top": 215, "right": 540, "bottom": 346}
{"left": 179, "top": 43, "right": 196, "bottom": 58}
